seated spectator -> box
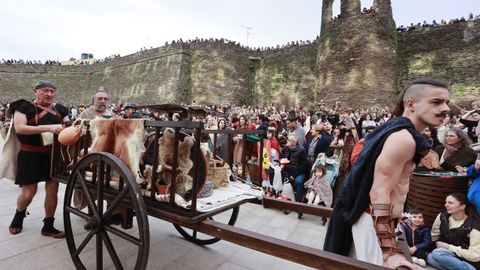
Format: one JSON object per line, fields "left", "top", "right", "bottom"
{"left": 280, "top": 134, "right": 307, "bottom": 203}
{"left": 399, "top": 209, "right": 432, "bottom": 267}
{"left": 428, "top": 192, "right": 480, "bottom": 270}
{"left": 466, "top": 157, "right": 480, "bottom": 215}
{"left": 434, "top": 128, "right": 476, "bottom": 171}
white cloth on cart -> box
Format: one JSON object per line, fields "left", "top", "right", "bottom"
{"left": 196, "top": 181, "right": 263, "bottom": 212}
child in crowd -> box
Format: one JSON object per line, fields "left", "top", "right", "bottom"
{"left": 399, "top": 209, "right": 432, "bottom": 267}
{"left": 303, "top": 165, "right": 333, "bottom": 207}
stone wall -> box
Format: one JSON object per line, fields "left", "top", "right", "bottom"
{"left": 189, "top": 42, "right": 252, "bottom": 105}
{"left": 397, "top": 20, "right": 480, "bottom": 105}
{"left": 0, "top": 45, "right": 190, "bottom": 105}
{"left": 252, "top": 44, "right": 318, "bottom": 109}
{"left": 0, "top": 64, "right": 89, "bottom": 103}
{"left": 316, "top": 0, "right": 397, "bottom": 108}
{"left": 87, "top": 44, "right": 190, "bottom": 105}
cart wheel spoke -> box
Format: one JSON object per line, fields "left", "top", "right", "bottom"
{"left": 72, "top": 230, "right": 97, "bottom": 257}
{"left": 65, "top": 206, "right": 91, "bottom": 221}
{"left": 75, "top": 170, "right": 99, "bottom": 218}
{"left": 102, "top": 230, "right": 124, "bottom": 270}
{"left": 104, "top": 224, "right": 143, "bottom": 246}
{"left": 103, "top": 185, "right": 131, "bottom": 220}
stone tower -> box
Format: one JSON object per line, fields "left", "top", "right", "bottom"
{"left": 316, "top": 0, "right": 397, "bottom": 107}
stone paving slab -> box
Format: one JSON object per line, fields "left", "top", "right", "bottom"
{"left": 0, "top": 180, "right": 326, "bottom": 270}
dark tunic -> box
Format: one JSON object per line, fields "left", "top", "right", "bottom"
{"left": 10, "top": 100, "right": 68, "bottom": 185}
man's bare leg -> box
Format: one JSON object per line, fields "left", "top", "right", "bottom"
{"left": 44, "top": 180, "right": 58, "bottom": 217}
{"left": 42, "top": 180, "right": 64, "bottom": 238}
{"left": 9, "top": 184, "right": 37, "bottom": 234}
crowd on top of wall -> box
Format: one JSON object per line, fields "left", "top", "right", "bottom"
{"left": 396, "top": 13, "right": 480, "bottom": 32}
{"left": 1, "top": 34, "right": 319, "bottom": 68}
{"left": 70, "top": 54, "right": 121, "bottom": 66}
{"left": 162, "top": 36, "right": 320, "bottom": 53}
{"left": 330, "top": 6, "right": 376, "bottom": 22}
{"left": 0, "top": 59, "right": 61, "bottom": 65}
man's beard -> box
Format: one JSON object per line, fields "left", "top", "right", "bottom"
{"left": 95, "top": 104, "right": 107, "bottom": 112}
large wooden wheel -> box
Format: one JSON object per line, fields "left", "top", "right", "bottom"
{"left": 63, "top": 152, "right": 150, "bottom": 270}
{"left": 173, "top": 207, "right": 239, "bottom": 245}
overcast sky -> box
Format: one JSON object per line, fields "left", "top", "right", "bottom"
{"left": 1, "top": 0, "right": 479, "bottom": 62}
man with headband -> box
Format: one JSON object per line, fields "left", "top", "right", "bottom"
{"left": 324, "top": 79, "right": 450, "bottom": 269}
{"left": 8, "top": 80, "right": 70, "bottom": 238}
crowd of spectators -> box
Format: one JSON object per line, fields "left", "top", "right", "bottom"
{"left": 330, "top": 5, "right": 376, "bottom": 22}
{"left": 1, "top": 59, "right": 61, "bottom": 65}
{"left": 396, "top": 13, "right": 480, "bottom": 32}
{"left": 0, "top": 54, "right": 122, "bottom": 66}
{"left": 164, "top": 36, "right": 320, "bottom": 52}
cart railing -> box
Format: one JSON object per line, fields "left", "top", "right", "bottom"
{"left": 52, "top": 120, "right": 265, "bottom": 213}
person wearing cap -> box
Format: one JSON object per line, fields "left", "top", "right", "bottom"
{"left": 78, "top": 90, "right": 117, "bottom": 120}
{"left": 8, "top": 80, "right": 70, "bottom": 238}
{"left": 122, "top": 102, "right": 141, "bottom": 119}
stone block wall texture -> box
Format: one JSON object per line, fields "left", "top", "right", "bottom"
{"left": 189, "top": 42, "right": 252, "bottom": 105}
{"left": 316, "top": 0, "right": 397, "bottom": 108}
{"left": 252, "top": 44, "right": 318, "bottom": 109}
{"left": 87, "top": 44, "right": 191, "bottom": 105}
{"left": 1, "top": 0, "right": 479, "bottom": 108}
{"left": 397, "top": 20, "right": 480, "bottom": 106}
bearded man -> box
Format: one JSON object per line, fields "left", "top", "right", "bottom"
{"left": 78, "top": 91, "right": 116, "bottom": 120}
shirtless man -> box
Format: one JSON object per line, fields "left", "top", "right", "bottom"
{"left": 78, "top": 91, "right": 116, "bottom": 120}
{"left": 324, "top": 79, "right": 450, "bottom": 269}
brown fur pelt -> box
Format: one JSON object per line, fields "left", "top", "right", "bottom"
{"left": 89, "top": 119, "right": 146, "bottom": 184}
{"left": 157, "top": 128, "right": 194, "bottom": 198}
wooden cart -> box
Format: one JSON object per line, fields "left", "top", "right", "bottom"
{"left": 51, "top": 120, "right": 384, "bottom": 270}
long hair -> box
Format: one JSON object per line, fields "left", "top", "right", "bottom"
{"left": 446, "top": 127, "right": 472, "bottom": 147}
{"left": 448, "top": 192, "right": 480, "bottom": 220}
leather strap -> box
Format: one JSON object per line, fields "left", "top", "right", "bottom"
{"left": 369, "top": 204, "right": 401, "bottom": 261}
{"left": 26, "top": 101, "right": 62, "bottom": 125}
{"left": 21, "top": 143, "right": 51, "bottom": 154}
